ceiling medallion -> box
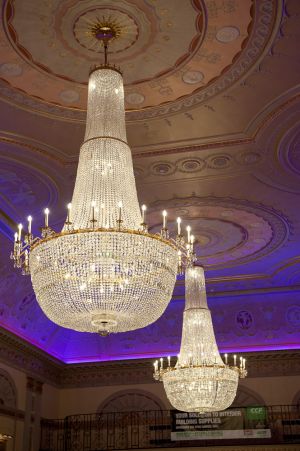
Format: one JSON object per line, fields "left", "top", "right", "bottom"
{"left": 73, "top": 10, "right": 138, "bottom": 55}
{"left": 10, "top": 36, "right": 196, "bottom": 336}
{"left": 154, "top": 266, "right": 247, "bottom": 412}
{"left": 88, "top": 18, "right": 122, "bottom": 43}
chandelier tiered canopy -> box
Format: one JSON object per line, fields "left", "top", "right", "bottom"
{"left": 11, "top": 25, "right": 196, "bottom": 335}
{"left": 154, "top": 266, "right": 247, "bottom": 412}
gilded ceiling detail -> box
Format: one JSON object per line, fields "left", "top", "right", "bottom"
{"left": 0, "top": 0, "right": 278, "bottom": 120}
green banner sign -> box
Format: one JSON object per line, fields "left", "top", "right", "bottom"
{"left": 246, "top": 406, "right": 267, "bottom": 421}
{"left": 171, "top": 407, "right": 271, "bottom": 441}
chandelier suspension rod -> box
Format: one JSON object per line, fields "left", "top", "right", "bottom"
{"left": 104, "top": 41, "right": 108, "bottom": 66}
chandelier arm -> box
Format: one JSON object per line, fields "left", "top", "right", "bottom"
{"left": 29, "top": 227, "right": 178, "bottom": 251}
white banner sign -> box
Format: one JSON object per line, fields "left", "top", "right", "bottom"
{"left": 171, "top": 429, "right": 272, "bottom": 441}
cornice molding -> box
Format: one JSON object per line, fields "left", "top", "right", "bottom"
{"left": 59, "top": 351, "right": 300, "bottom": 388}
{"left": 0, "top": 327, "right": 299, "bottom": 388}
{"left": 0, "top": 327, "right": 62, "bottom": 386}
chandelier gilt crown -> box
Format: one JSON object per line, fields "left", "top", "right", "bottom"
{"left": 11, "top": 22, "right": 196, "bottom": 336}
{"left": 154, "top": 266, "right": 247, "bottom": 413}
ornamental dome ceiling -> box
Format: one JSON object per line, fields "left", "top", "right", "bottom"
{"left": 0, "top": 0, "right": 273, "bottom": 119}
{"left": 0, "top": 0, "right": 300, "bottom": 363}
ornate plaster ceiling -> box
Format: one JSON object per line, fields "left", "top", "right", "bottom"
{"left": 1, "top": 0, "right": 274, "bottom": 120}
{"left": 0, "top": 0, "right": 299, "bottom": 363}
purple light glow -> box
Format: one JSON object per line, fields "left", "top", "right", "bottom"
{"left": 1, "top": 224, "right": 300, "bottom": 365}
{"left": 64, "top": 343, "right": 300, "bottom": 364}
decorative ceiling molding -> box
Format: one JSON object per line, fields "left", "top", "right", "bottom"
{"left": 149, "top": 196, "right": 291, "bottom": 269}
{"left": 0, "top": 132, "right": 72, "bottom": 165}
{"left": 132, "top": 93, "right": 300, "bottom": 158}
{"left": 0, "top": 327, "right": 61, "bottom": 386}
{"left": 0, "top": 327, "right": 299, "bottom": 388}
{"left": 0, "top": 93, "right": 298, "bottom": 169}
{"left": 0, "top": 0, "right": 281, "bottom": 121}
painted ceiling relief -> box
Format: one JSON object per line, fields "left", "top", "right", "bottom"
{"left": 0, "top": 0, "right": 277, "bottom": 120}
{"left": 0, "top": 0, "right": 299, "bottom": 363}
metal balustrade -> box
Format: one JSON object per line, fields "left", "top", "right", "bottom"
{"left": 39, "top": 405, "right": 300, "bottom": 451}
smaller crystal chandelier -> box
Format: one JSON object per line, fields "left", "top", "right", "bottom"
{"left": 154, "top": 266, "right": 247, "bottom": 413}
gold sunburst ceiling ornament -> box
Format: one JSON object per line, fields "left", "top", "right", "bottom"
{"left": 74, "top": 10, "right": 138, "bottom": 54}
{"left": 88, "top": 17, "right": 123, "bottom": 43}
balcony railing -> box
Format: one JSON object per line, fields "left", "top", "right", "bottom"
{"left": 40, "top": 404, "right": 300, "bottom": 451}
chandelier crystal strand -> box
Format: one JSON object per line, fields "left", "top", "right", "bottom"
{"left": 11, "top": 29, "right": 196, "bottom": 335}
{"left": 154, "top": 266, "right": 247, "bottom": 413}
{"left": 69, "top": 68, "right": 142, "bottom": 230}
{"left": 27, "top": 65, "right": 179, "bottom": 334}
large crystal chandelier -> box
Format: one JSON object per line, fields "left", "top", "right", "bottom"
{"left": 154, "top": 266, "right": 247, "bottom": 412}
{"left": 10, "top": 24, "right": 195, "bottom": 335}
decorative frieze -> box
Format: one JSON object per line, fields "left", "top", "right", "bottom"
{"left": 0, "top": 327, "right": 299, "bottom": 388}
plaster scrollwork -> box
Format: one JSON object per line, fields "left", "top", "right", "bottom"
{"left": 0, "top": 0, "right": 281, "bottom": 121}
{"left": 127, "top": 0, "right": 281, "bottom": 121}
{"left": 136, "top": 151, "right": 263, "bottom": 180}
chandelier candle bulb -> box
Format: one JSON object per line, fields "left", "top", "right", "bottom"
{"left": 160, "top": 357, "right": 163, "bottom": 369}
{"left": 44, "top": 208, "right": 49, "bottom": 228}
{"left": 168, "top": 356, "right": 171, "bottom": 367}
{"left": 190, "top": 235, "right": 195, "bottom": 252}
{"left": 18, "top": 224, "right": 22, "bottom": 241}
{"left": 224, "top": 353, "right": 228, "bottom": 364}
{"left": 234, "top": 354, "right": 237, "bottom": 366}
{"left": 186, "top": 225, "right": 191, "bottom": 243}
{"left": 162, "top": 210, "right": 167, "bottom": 229}
{"left": 67, "top": 203, "right": 72, "bottom": 223}
{"left": 14, "top": 232, "right": 18, "bottom": 242}
{"left": 141, "top": 204, "right": 146, "bottom": 223}
{"left": 177, "top": 217, "right": 181, "bottom": 235}
{"left": 27, "top": 216, "right": 32, "bottom": 234}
